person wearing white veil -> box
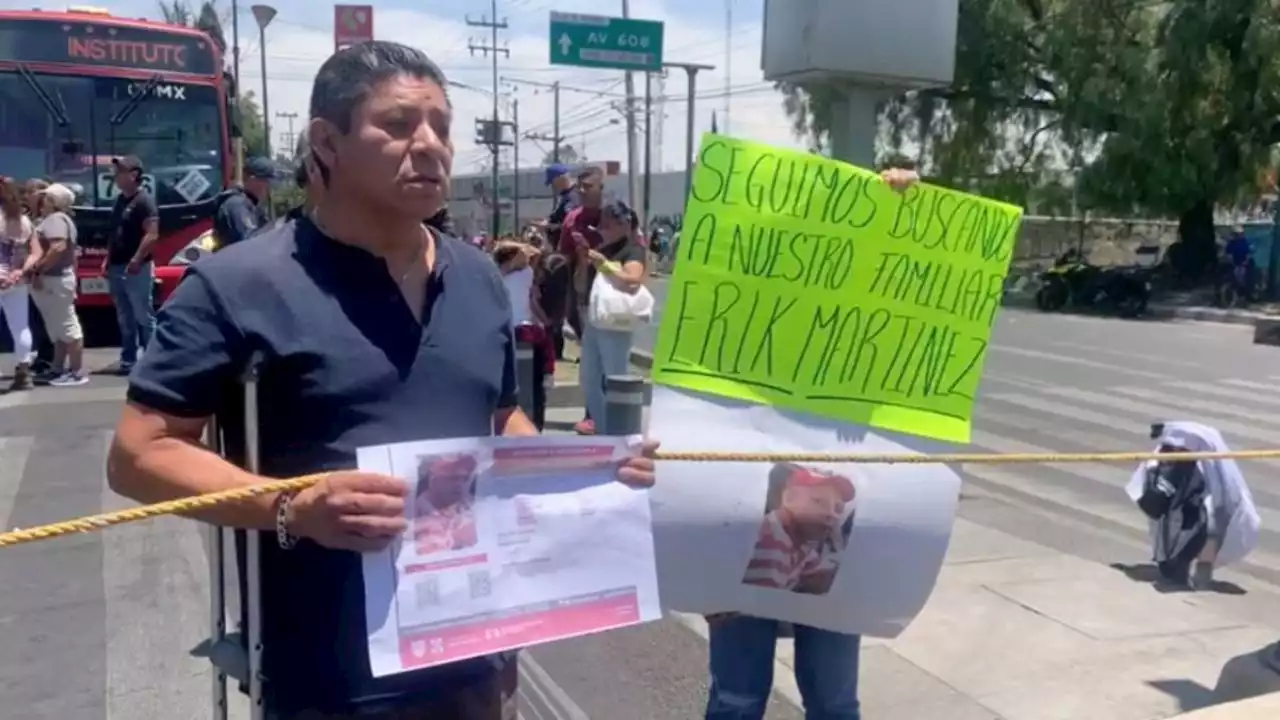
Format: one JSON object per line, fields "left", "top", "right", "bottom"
{"left": 1126, "top": 421, "right": 1261, "bottom": 588}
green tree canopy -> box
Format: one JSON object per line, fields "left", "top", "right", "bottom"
{"left": 541, "top": 144, "right": 581, "bottom": 166}
{"left": 776, "top": 0, "right": 1280, "bottom": 277}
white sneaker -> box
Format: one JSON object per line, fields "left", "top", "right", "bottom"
{"left": 49, "top": 372, "right": 88, "bottom": 387}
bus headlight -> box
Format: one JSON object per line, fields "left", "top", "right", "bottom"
{"left": 170, "top": 230, "right": 218, "bottom": 265}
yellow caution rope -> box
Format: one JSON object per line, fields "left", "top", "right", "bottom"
{"left": 3, "top": 447, "right": 1278, "bottom": 549}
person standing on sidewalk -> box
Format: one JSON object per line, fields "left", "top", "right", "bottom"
{"left": 704, "top": 166, "right": 921, "bottom": 720}
{"left": 573, "top": 199, "right": 646, "bottom": 435}
{"left": 104, "top": 155, "right": 158, "bottom": 375}
{"left": 559, "top": 167, "right": 606, "bottom": 430}
{"left": 28, "top": 183, "right": 87, "bottom": 386}
{"left": 0, "top": 177, "right": 41, "bottom": 390}
{"left": 107, "top": 41, "right": 657, "bottom": 719}
{"left": 20, "top": 179, "right": 55, "bottom": 373}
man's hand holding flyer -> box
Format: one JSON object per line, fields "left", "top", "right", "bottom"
{"left": 359, "top": 436, "right": 661, "bottom": 677}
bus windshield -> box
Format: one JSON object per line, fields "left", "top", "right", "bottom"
{"left": 0, "top": 70, "right": 224, "bottom": 208}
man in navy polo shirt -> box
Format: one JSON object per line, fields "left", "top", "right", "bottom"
{"left": 107, "top": 41, "right": 656, "bottom": 719}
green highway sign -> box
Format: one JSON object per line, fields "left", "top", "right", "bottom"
{"left": 549, "top": 12, "right": 664, "bottom": 72}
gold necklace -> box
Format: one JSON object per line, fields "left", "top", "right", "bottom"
{"left": 312, "top": 208, "right": 432, "bottom": 286}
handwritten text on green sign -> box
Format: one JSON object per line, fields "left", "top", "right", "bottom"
{"left": 651, "top": 135, "right": 1022, "bottom": 442}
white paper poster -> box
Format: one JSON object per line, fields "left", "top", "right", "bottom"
{"left": 648, "top": 385, "right": 962, "bottom": 637}
{"left": 359, "top": 435, "right": 662, "bottom": 677}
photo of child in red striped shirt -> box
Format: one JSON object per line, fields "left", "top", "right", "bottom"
{"left": 741, "top": 463, "right": 857, "bottom": 596}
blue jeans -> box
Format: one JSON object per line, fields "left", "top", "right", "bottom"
{"left": 579, "top": 320, "right": 633, "bottom": 425}
{"left": 106, "top": 262, "right": 156, "bottom": 366}
{"left": 706, "top": 616, "right": 861, "bottom": 720}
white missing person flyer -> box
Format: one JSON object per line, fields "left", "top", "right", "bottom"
{"left": 648, "top": 386, "right": 962, "bottom": 637}
{"left": 358, "top": 435, "right": 662, "bottom": 677}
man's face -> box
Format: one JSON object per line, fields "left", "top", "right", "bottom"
{"left": 424, "top": 467, "right": 473, "bottom": 508}
{"left": 319, "top": 73, "right": 453, "bottom": 220}
{"left": 115, "top": 167, "right": 138, "bottom": 192}
{"left": 599, "top": 213, "right": 629, "bottom": 243}
{"left": 244, "top": 176, "right": 271, "bottom": 202}
{"left": 781, "top": 484, "right": 845, "bottom": 541}
{"left": 552, "top": 174, "right": 572, "bottom": 193}
{"left": 578, "top": 173, "right": 602, "bottom": 207}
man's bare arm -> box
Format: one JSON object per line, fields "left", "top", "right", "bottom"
{"left": 133, "top": 217, "right": 160, "bottom": 264}
{"left": 494, "top": 406, "right": 539, "bottom": 437}
{"left": 107, "top": 402, "right": 279, "bottom": 528}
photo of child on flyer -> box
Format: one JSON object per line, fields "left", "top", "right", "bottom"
{"left": 413, "top": 454, "right": 480, "bottom": 557}
{"left": 741, "top": 463, "right": 857, "bottom": 596}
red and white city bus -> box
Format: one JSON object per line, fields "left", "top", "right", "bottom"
{"left": 0, "top": 6, "right": 231, "bottom": 338}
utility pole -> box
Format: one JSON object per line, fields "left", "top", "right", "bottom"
{"left": 276, "top": 111, "right": 298, "bottom": 155}
{"left": 621, "top": 0, "right": 639, "bottom": 212}
{"left": 467, "top": 2, "right": 509, "bottom": 238}
{"left": 231, "top": 0, "right": 241, "bottom": 88}
{"left": 551, "top": 82, "right": 560, "bottom": 162}
{"left": 663, "top": 61, "right": 715, "bottom": 207}
{"left": 642, "top": 72, "right": 652, "bottom": 236}
{"left": 512, "top": 97, "right": 520, "bottom": 231}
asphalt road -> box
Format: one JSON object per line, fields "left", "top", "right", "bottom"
{"left": 7, "top": 304, "right": 1280, "bottom": 718}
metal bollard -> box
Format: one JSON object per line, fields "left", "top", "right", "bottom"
{"left": 516, "top": 337, "right": 536, "bottom": 421}
{"left": 242, "top": 356, "right": 266, "bottom": 720}
{"left": 601, "top": 375, "right": 647, "bottom": 435}
{"left": 205, "top": 416, "right": 229, "bottom": 720}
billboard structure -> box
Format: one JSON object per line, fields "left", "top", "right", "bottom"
{"left": 334, "top": 5, "right": 373, "bottom": 52}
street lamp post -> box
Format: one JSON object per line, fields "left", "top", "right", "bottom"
{"left": 251, "top": 5, "right": 277, "bottom": 160}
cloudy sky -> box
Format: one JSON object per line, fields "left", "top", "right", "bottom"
{"left": 16, "top": 0, "right": 810, "bottom": 174}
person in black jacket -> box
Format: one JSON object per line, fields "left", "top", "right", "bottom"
{"left": 212, "top": 157, "right": 283, "bottom": 249}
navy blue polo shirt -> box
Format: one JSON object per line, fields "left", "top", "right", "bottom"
{"left": 127, "top": 217, "right": 517, "bottom": 714}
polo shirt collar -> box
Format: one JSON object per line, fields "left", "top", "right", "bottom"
{"left": 299, "top": 217, "right": 454, "bottom": 277}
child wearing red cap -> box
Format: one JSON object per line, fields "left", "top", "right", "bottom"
{"left": 742, "top": 465, "right": 856, "bottom": 594}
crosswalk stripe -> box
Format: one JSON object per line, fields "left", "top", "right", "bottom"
{"left": 983, "top": 391, "right": 1156, "bottom": 436}
{"left": 1109, "top": 386, "right": 1280, "bottom": 431}
{"left": 1025, "top": 385, "right": 1280, "bottom": 450}
{"left": 1221, "top": 378, "right": 1280, "bottom": 395}
{"left": 967, "top": 427, "right": 1280, "bottom": 569}
{"left": 101, "top": 431, "right": 215, "bottom": 720}
{"left": 974, "top": 406, "right": 1155, "bottom": 458}
{"left": 991, "top": 345, "right": 1168, "bottom": 380}
{"left": 1039, "top": 340, "right": 1207, "bottom": 372}
{"left": 1174, "top": 381, "right": 1280, "bottom": 407}
{"left": 0, "top": 436, "right": 35, "bottom": 530}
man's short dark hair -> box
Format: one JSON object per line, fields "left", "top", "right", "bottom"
{"left": 308, "top": 41, "right": 450, "bottom": 185}
{"left": 577, "top": 166, "right": 603, "bottom": 182}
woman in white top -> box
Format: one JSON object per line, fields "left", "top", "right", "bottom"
{"left": 29, "top": 183, "right": 87, "bottom": 387}
{"left": 0, "top": 177, "right": 42, "bottom": 390}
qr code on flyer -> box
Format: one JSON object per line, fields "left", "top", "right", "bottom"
{"left": 414, "top": 576, "right": 439, "bottom": 610}
{"left": 468, "top": 569, "right": 492, "bottom": 600}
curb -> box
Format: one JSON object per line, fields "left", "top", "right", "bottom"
{"left": 999, "top": 294, "right": 1270, "bottom": 326}
{"left": 1146, "top": 304, "right": 1269, "bottom": 326}
{"left": 518, "top": 653, "right": 590, "bottom": 720}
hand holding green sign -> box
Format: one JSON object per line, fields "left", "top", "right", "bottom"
{"left": 650, "top": 135, "right": 1023, "bottom": 443}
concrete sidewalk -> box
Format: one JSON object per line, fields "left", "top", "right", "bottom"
{"left": 678, "top": 518, "right": 1279, "bottom": 720}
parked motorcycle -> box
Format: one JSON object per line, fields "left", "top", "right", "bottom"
{"left": 1034, "top": 251, "right": 1094, "bottom": 311}
{"left": 1035, "top": 251, "right": 1151, "bottom": 318}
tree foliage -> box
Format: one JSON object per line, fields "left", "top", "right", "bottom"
{"left": 775, "top": 0, "right": 1280, "bottom": 276}
{"left": 541, "top": 144, "right": 581, "bottom": 166}
{"left": 157, "top": 0, "right": 266, "bottom": 157}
